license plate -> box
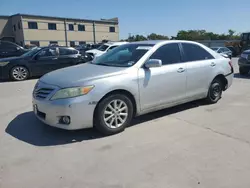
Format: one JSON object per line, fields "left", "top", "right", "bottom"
{"left": 33, "top": 104, "right": 38, "bottom": 114}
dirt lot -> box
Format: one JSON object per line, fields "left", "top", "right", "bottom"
{"left": 1, "top": 58, "right": 250, "bottom": 188}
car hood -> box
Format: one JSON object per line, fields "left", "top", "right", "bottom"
{"left": 0, "top": 56, "right": 23, "bottom": 62}
{"left": 85, "top": 49, "right": 104, "bottom": 56}
{"left": 40, "top": 63, "right": 127, "bottom": 88}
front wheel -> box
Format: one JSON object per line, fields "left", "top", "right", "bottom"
{"left": 94, "top": 94, "right": 134, "bottom": 135}
{"left": 206, "top": 79, "right": 223, "bottom": 104}
{"left": 10, "top": 66, "right": 29, "bottom": 81}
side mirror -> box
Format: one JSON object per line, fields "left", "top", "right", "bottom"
{"left": 16, "top": 47, "right": 21, "bottom": 51}
{"left": 144, "top": 59, "right": 162, "bottom": 68}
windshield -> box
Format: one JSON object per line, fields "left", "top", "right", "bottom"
{"left": 21, "top": 47, "right": 41, "bottom": 57}
{"left": 91, "top": 43, "right": 154, "bottom": 67}
{"left": 97, "top": 44, "right": 110, "bottom": 51}
{"left": 210, "top": 47, "right": 219, "bottom": 51}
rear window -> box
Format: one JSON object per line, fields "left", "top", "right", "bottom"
{"left": 59, "top": 48, "right": 78, "bottom": 55}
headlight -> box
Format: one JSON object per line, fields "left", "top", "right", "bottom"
{"left": 0, "top": 62, "right": 9, "bottom": 66}
{"left": 51, "top": 86, "right": 94, "bottom": 100}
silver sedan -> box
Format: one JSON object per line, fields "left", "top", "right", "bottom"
{"left": 32, "top": 40, "right": 233, "bottom": 135}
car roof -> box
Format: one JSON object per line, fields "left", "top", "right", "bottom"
{"left": 40, "top": 46, "right": 76, "bottom": 49}
{"left": 104, "top": 41, "right": 129, "bottom": 46}
{"left": 130, "top": 40, "right": 208, "bottom": 46}
{"left": 211, "top": 46, "right": 227, "bottom": 48}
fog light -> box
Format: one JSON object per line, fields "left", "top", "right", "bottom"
{"left": 60, "top": 116, "right": 71, "bottom": 125}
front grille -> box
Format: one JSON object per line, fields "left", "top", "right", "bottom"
{"left": 34, "top": 87, "right": 54, "bottom": 99}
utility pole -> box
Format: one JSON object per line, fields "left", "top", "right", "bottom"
{"left": 64, "top": 19, "right": 68, "bottom": 46}
{"left": 93, "top": 22, "right": 96, "bottom": 44}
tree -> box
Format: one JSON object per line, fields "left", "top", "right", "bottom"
{"left": 128, "top": 35, "right": 147, "bottom": 42}
{"left": 175, "top": 29, "right": 241, "bottom": 41}
{"left": 228, "top": 29, "right": 236, "bottom": 38}
{"left": 147, "top": 33, "right": 169, "bottom": 40}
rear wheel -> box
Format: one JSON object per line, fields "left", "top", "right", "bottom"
{"left": 239, "top": 67, "right": 249, "bottom": 75}
{"left": 10, "top": 66, "right": 29, "bottom": 81}
{"left": 94, "top": 94, "right": 134, "bottom": 135}
{"left": 206, "top": 78, "right": 223, "bottom": 104}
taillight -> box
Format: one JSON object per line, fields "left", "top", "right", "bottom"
{"left": 229, "top": 60, "right": 234, "bottom": 73}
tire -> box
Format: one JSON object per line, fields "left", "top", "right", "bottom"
{"left": 239, "top": 67, "right": 249, "bottom": 75}
{"left": 206, "top": 78, "right": 223, "bottom": 104}
{"left": 94, "top": 94, "right": 134, "bottom": 135}
{"left": 10, "top": 66, "right": 29, "bottom": 81}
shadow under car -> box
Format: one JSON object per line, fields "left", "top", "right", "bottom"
{"left": 5, "top": 100, "right": 206, "bottom": 146}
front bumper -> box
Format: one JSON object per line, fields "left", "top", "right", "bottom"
{"left": 32, "top": 96, "right": 96, "bottom": 130}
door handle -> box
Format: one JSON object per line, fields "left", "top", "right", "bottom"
{"left": 177, "top": 67, "right": 185, "bottom": 73}
{"left": 210, "top": 62, "right": 216, "bottom": 67}
{"left": 52, "top": 57, "right": 58, "bottom": 60}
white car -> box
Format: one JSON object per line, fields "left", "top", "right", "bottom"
{"left": 85, "top": 42, "right": 128, "bottom": 59}
{"left": 33, "top": 40, "right": 233, "bottom": 135}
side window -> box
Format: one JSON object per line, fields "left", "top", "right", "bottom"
{"left": 37, "top": 48, "right": 57, "bottom": 57}
{"left": 218, "top": 48, "right": 223, "bottom": 53}
{"left": 149, "top": 43, "right": 181, "bottom": 65}
{"left": 182, "top": 43, "right": 214, "bottom": 62}
{"left": 59, "top": 48, "right": 78, "bottom": 55}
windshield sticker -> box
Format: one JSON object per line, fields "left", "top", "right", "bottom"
{"left": 136, "top": 46, "right": 152, "bottom": 50}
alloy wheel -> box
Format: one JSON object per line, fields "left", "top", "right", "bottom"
{"left": 12, "top": 67, "right": 28, "bottom": 81}
{"left": 103, "top": 99, "right": 128, "bottom": 129}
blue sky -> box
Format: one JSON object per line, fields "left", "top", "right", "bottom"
{"left": 1, "top": 0, "right": 250, "bottom": 39}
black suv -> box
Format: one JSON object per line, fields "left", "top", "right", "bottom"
{"left": 0, "top": 41, "right": 29, "bottom": 58}
{"left": 238, "top": 49, "right": 250, "bottom": 75}
{"left": 0, "top": 46, "right": 90, "bottom": 81}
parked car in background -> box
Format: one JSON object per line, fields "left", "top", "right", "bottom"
{"left": 32, "top": 40, "right": 233, "bottom": 135}
{"left": 0, "top": 46, "right": 88, "bottom": 81}
{"left": 85, "top": 41, "right": 128, "bottom": 59}
{"left": 210, "top": 47, "right": 232, "bottom": 59}
{"left": 0, "top": 40, "right": 29, "bottom": 58}
{"left": 238, "top": 49, "right": 250, "bottom": 75}
{"left": 226, "top": 46, "right": 238, "bottom": 57}
{"left": 75, "top": 43, "right": 102, "bottom": 54}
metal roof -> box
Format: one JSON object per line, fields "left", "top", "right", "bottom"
{"left": 1, "top": 13, "right": 118, "bottom": 24}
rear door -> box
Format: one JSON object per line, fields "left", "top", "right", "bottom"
{"left": 30, "top": 47, "right": 60, "bottom": 76}
{"left": 57, "top": 48, "right": 81, "bottom": 69}
{"left": 180, "top": 42, "right": 215, "bottom": 99}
